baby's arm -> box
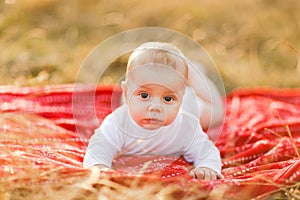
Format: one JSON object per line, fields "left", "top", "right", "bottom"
{"left": 83, "top": 118, "right": 120, "bottom": 170}
{"left": 183, "top": 124, "right": 223, "bottom": 180}
{"left": 188, "top": 62, "right": 225, "bottom": 129}
{"left": 190, "top": 167, "right": 224, "bottom": 180}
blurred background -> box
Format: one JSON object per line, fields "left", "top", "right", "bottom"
{"left": 1, "top": 0, "right": 299, "bottom": 92}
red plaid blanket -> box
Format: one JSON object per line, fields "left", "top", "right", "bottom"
{"left": 0, "top": 85, "right": 299, "bottom": 199}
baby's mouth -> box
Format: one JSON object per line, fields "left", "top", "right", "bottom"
{"left": 142, "top": 118, "right": 163, "bottom": 124}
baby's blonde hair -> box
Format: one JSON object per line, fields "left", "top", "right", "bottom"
{"left": 126, "top": 42, "right": 188, "bottom": 79}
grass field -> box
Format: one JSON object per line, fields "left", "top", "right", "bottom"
{"left": 1, "top": 0, "right": 300, "bottom": 92}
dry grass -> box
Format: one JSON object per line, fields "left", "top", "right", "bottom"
{"left": 0, "top": 167, "right": 297, "bottom": 200}
{"left": 0, "top": 0, "right": 300, "bottom": 91}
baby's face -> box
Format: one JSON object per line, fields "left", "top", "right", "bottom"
{"left": 123, "top": 64, "right": 186, "bottom": 130}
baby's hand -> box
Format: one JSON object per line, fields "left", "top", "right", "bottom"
{"left": 93, "top": 164, "right": 115, "bottom": 172}
{"left": 189, "top": 167, "right": 224, "bottom": 180}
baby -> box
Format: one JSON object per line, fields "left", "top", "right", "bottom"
{"left": 83, "top": 42, "right": 224, "bottom": 180}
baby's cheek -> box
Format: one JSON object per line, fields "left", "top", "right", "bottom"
{"left": 128, "top": 102, "right": 146, "bottom": 119}
{"left": 164, "top": 105, "right": 180, "bottom": 124}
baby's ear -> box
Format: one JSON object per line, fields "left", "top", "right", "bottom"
{"left": 121, "top": 81, "right": 126, "bottom": 93}
{"left": 121, "top": 81, "right": 127, "bottom": 101}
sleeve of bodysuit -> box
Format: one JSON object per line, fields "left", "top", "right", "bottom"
{"left": 183, "top": 125, "right": 222, "bottom": 174}
{"left": 83, "top": 114, "right": 122, "bottom": 168}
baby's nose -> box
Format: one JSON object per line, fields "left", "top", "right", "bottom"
{"left": 149, "top": 103, "right": 162, "bottom": 112}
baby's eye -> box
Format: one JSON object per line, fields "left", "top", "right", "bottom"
{"left": 164, "top": 96, "right": 174, "bottom": 102}
{"left": 140, "top": 92, "right": 149, "bottom": 99}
